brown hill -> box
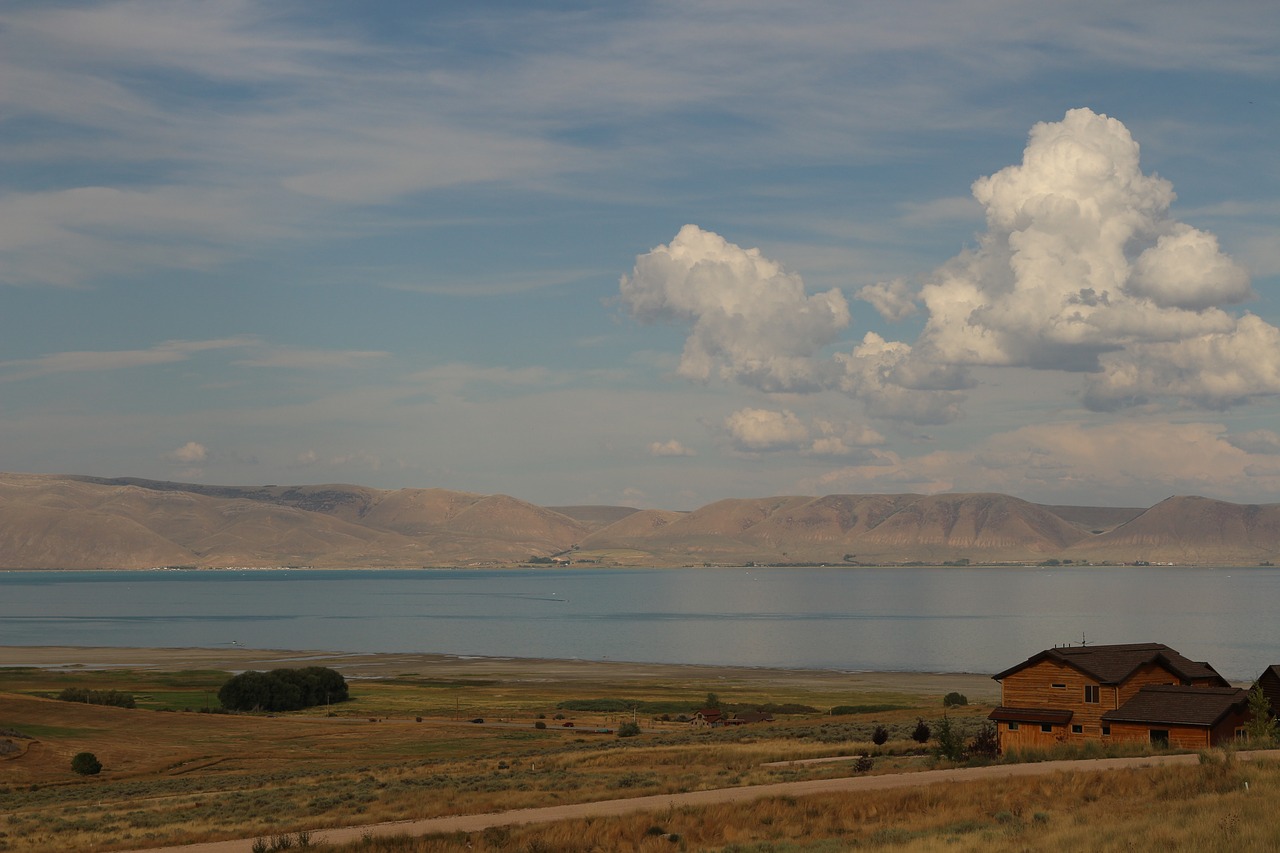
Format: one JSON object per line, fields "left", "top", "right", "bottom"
{"left": 1070, "top": 496, "right": 1280, "bottom": 564}
{"left": 4, "top": 473, "right": 1279, "bottom": 567}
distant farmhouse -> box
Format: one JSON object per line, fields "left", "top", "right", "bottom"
{"left": 989, "top": 643, "right": 1253, "bottom": 751}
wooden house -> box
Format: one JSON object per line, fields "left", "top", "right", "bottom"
{"left": 989, "top": 643, "right": 1230, "bottom": 752}
{"left": 690, "top": 708, "right": 723, "bottom": 727}
{"left": 1255, "top": 665, "right": 1280, "bottom": 718}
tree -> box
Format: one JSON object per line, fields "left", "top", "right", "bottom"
{"left": 704, "top": 692, "right": 720, "bottom": 710}
{"left": 71, "top": 752, "right": 102, "bottom": 775}
{"left": 969, "top": 721, "right": 1000, "bottom": 757}
{"left": 942, "top": 692, "right": 968, "bottom": 708}
{"left": 218, "top": 667, "right": 349, "bottom": 712}
{"left": 617, "top": 721, "right": 642, "bottom": 738}
{"left": 872, "top": 725, "right": 889, "bottom": 746}
{"left": 1245, "top": 685, "right": 1279, "bottom": 745}
{"left": 934, "top": 716, "right": 964, "bottom": 761}
{"left": 911, "top": 718, "right": 931, "bottom": 744}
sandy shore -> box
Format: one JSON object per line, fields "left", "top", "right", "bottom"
{"left": 0, "top": 645, "right": 999, "bottom": 700}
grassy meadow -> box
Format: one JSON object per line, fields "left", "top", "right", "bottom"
{"left": 1, "top": 655, "right": 1273, "bottom": 852}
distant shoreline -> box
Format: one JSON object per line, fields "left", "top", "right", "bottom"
{"left": 0, "top": 645, "right": 1002, "bottom": 700}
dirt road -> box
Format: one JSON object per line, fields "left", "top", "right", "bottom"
{"left": 132, "top": 750, "right": 1278, "bottom": 853}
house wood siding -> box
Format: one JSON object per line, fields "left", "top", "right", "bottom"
{"left": 999, "top": 659, "right": 1120, "bottom": 737}
{"left": 998, "top": 721, "right": 1065, "bottom": 751}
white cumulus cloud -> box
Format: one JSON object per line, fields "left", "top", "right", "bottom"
{"left": 900, "top": 107, "right": 1277, "bottom": 412}
{"left": 724, "top": 408, "right": 810, "bottom": 452}
{"left": 166, "top": 441, "right": 208, "bottom": 463}
{"left": 619, "top": 224, "right": 850, "bottom": 392}
{"left": 649, "top": 439, "right": 695, "bottom": 457}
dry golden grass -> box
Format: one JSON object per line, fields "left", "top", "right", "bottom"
{"left": 318, "top": 753, "right": 1280, "bottom": 852}
{"left": 0, "top": 659, "right": 974, "bottom": 852}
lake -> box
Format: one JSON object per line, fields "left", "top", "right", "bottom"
{"left": 2, "top": 566, "right": 1276, "bottom": 680}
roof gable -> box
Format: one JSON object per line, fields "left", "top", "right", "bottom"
{"left": 993, "top": 643, "right": 1227, "bottom": 686}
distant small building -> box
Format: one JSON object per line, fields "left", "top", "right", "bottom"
{"left": 690, "top": 708, "right": 723, "bottom": 727}
{"left": 724, "top": 710, "right": 774, "bottom": 725}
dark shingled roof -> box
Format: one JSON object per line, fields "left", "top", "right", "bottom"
{"left": 992, "top": 643, "right": 1228, "bottom": 686}
{"left": 988, "top": 707, "right": 1074, "bottom": 725}
{"left": 1102, "top": 685, "right": 1248, "bottom": 728}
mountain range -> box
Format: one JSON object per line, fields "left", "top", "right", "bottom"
{"left": 1, "top": 472, "right": 1277, "bottom": 569}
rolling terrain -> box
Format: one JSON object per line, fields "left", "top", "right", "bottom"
{"left": 0, "top": 472, "right": 1276, "bottom": 568}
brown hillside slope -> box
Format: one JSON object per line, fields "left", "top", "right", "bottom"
{"left": 1069, "top": 496, "right": 1280, "bottom": 564}
{"left": 7, "top": 473, "right": 1280, "bottom": 567}
{"left": 854, "top": 493, "right": 1087, "bottom": 557}
{"left": 580, "top": 509, "right": 686, "bottom": 547}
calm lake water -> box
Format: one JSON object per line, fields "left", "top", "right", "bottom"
{"left": 2, "top": 566, "right": 1276, "bottom": 680}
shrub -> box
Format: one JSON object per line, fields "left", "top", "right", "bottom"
{"left": 854, "top": 755, "right": 874, "bottom": 773}
{"left": 617, "top": 721, "right": 642, "bottom": 738}
{"left": 71, "top": 752, "right": 102, "bottom": 776}
{"left": 942, "top": 691, "right": 968, "bottom": 707}
{"left": 57, "top": 688, "right": 135, "bottom": 709}
{"left": 911, "top": 718, "right": 931, "bottom": 744}
{"left": 534, "top": 721, "right": 547, "bottom": 730}
{"left": 969, "top": 720, "right": 999, "bottom": 757}
{"left": 872, "top": 725, "right": 889, "bottom": 745}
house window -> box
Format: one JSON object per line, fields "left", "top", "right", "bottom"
{"left": 1101, "top": 725, "right": 1110, "bottom": 736}
{"left": 1236, "top": 728, "right": 1247, "bottom": 740}
{"left": 1071, "top": 724, "right": 1083, "bottom": 734}
{"left": 1007, "top": 722, "right": 1019, "bottom": 731}
{"left": 1150, "top": 729, "right": 1169, "bottom": 746}
{"left": 1084, "top": 685, "right": 1100, "bottom": 704}
{"left": 1040, "top": 723, "right": 1053, "bottom": 733}
{"left": 1052, "top": 683, "right": 1066, "bottom": 689}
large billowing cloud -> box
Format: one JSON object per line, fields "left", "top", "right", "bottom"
{"left": 624, "top": 110, "right": 1277, "bottom": 444}
{"left": 620, "top": 225, "right": 960, "bottom": 424}
{"left": 909, "top": 108, "right": 1275, "bottom": 409}
{"left": 619, "top": 224, "right": 850, "bottom": 392}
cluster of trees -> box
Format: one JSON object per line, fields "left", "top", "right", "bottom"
{"left": 57, "top": 688, "right": 135, "bottom": 708}
{"left": 218, "top": 667, "right": 348, "bottom": 712}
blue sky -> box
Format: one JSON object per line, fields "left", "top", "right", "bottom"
{"left": 2, "top": 0, "right": 1278, "bottom": 509}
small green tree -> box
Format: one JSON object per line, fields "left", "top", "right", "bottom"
{"left": 871, "top": 724, "right": 889, "bottom": 745}
{"left": 934, "top": 716, "right": 965, "bottom": 761}
{"left": 617, "top": 721, "right": 642, "bottom": 738}
{"left": 71, "top": 752, "right": 102, "bottom": 775}
{"left": 704, "top": 692, "right": 720, "bottom": 710}
{"left": 1245, "top": 685, "right": 1279, "bottom": 745}
{"left": 911, "top": 718, "right": 931, "bottom": 744}
{"left": 942, "top": 691, "right": 968, "bottom": 707}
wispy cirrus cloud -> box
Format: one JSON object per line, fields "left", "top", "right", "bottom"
{"left": 0, "top": 337, "right": 255, "bottom": 382}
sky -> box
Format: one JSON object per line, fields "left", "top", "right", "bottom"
{"left": 2, "top": 1, "right": 1279, "bottom": 511}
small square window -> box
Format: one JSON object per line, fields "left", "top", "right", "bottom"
{"left": 1008, "top": 722, "right": 1020, "bottom": 731}
{"left": 1071, "top": 724, "right": 1083, "bottom": 734}
{"left": 1040, "top": 723, "right": 1053, "bottom": 733}
{"left": 1101, "top": 725, "right": 1111, "bottom": 736}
